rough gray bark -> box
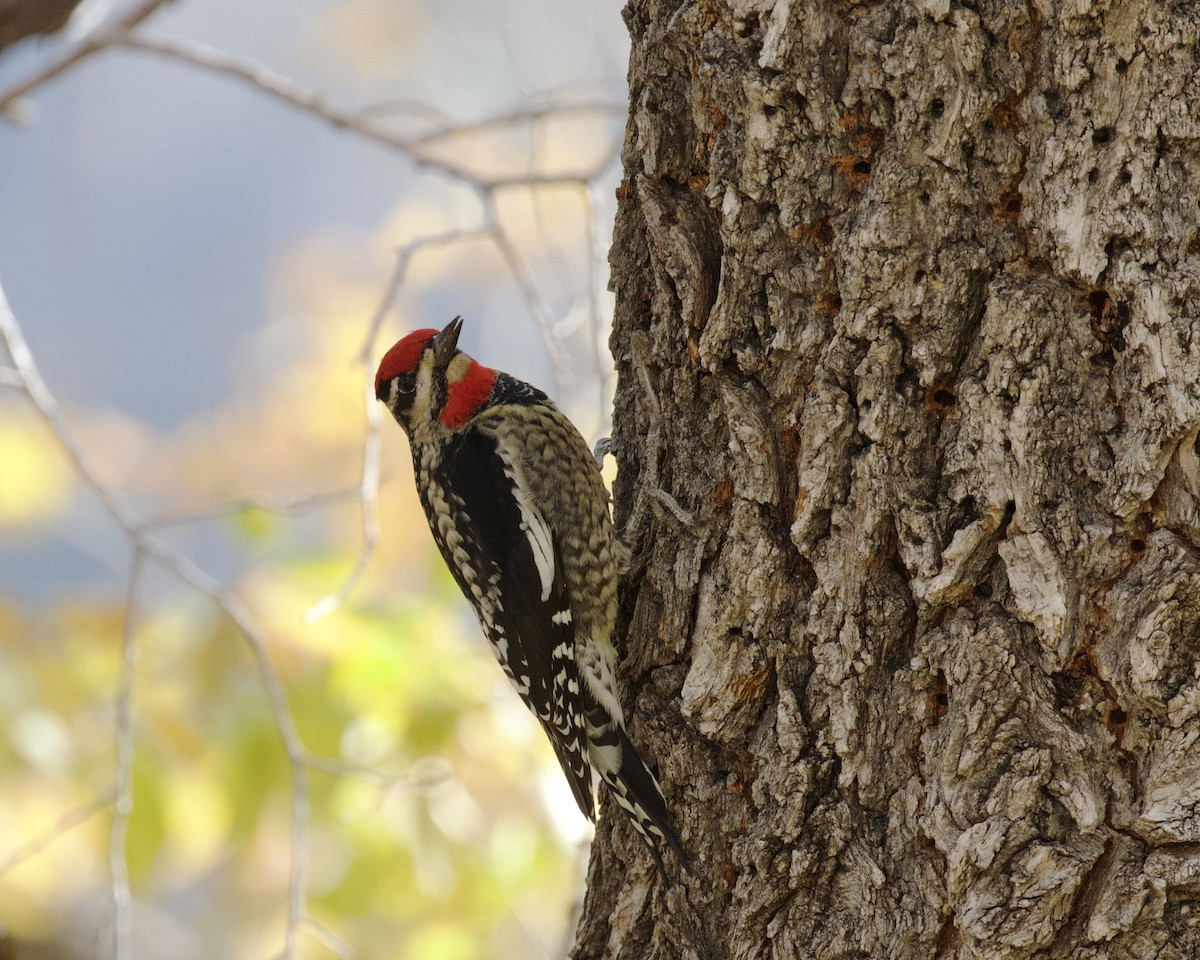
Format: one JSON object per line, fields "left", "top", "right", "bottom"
{"left": 576, "top": 2, "right": 1200, "bottom": 959}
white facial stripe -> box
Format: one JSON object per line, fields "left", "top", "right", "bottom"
{"left": 411, "top": 350, "right": 437, "bottom": 422}
{"left": 445, "top": 353, "right": 473, "bottom": 385}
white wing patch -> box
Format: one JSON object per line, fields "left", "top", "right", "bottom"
{"left": 494, "top": 438, "right": 556, "bottom": 601}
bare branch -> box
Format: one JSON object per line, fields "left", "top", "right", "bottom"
{"left": 116, "top": 31, "right": 613, "bottom": 191}
{"left": 582, "top": 182, "right": 612, "bottom": 427}
{"left": 483, "top": 201, "right": 569, "bottom": 396}
{"left": 0, "top": 279, "right": 138, "bottom": 528}
{"left": 110, "top": 549, "right": 145, "bottom": 960}
{"left": 307, "top": 228, "right": 490, "bottom": 622}
{"left": 138, "top": 486, "right": 363, "bottom": 531}
{"left": 0, "top": 0, "right": 173, "bottom": 114}
{"left": 412, "top": 100, "right": 624, "bottom": 147}
{"left": 0, "top": 792, "right": 114, "bottom": 876}
{"left": 300, "top": 916, "right": 355, "bottom": 960}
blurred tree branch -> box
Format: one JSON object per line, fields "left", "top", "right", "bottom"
{"left": 0, "top": 0, "right": 85, "bottom": 53}
{"left": 0, "top": 0, "right": 172, "bottom": 113}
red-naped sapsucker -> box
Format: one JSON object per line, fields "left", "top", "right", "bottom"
{"left": 375, "top": 317, "right": 683, "bottom": 872}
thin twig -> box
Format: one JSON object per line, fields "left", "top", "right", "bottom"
{"left": 110, "top": 549, "right": 145, "bottom": 960}
{"left": 117, "top": 31, "right": 610, "bottom": 190}
{"left": 307, "top": 228, "right": 488, "bottom": 622}
{"left": 138, "top": 486, "right": 362, "bottom": 531}
{"left": 582, "top": 181, "right": 612, "bottom": 428}
{"left": 484, "top": 201, "right": 569, "bottom": 396}
{"left": 304, "top": 752, "right": 448, "bottom": 791}
{"left": 300, "top": 916, "right": 355, "bottom": 960}
{"left": 0, "top": 0, "right": 173, "bottom": 114}
{"left": 0, "top": 792, "right": 114, "bottom": 876}
{"left": 412, "top": 101, "right": 624, "bottom": 147}
{"left": 0, "top": 282, "right": 138, "bottom": 528}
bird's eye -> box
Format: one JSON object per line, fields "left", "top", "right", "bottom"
{"left": 394, "top": 378, "right": 415, "bottom": 395}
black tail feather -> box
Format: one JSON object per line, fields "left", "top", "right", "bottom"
{"left": 613, "top": 726, "right": 688, "bottom": 876}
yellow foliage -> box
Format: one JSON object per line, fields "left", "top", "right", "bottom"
{"left": 0, "top": 404, "right": 74, "bottom": 531}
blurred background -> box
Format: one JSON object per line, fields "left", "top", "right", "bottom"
{"left": 0, "top": 0, "right": 628, "bottom": 956}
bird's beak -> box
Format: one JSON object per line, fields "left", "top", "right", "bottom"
{"left": 433, "top": 316, "right": 464, "bottom": 370}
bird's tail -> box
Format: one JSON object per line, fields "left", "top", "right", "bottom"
{"left": 586, "top": 704, "right": 686, "bottom": 875}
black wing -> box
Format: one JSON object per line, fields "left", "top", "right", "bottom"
{"left": 432, "top": 428, "right": 594, "bottom": 820}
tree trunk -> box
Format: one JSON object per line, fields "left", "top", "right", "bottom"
{"left": 576, "top": 2, "right": 1200, "bottom": 958}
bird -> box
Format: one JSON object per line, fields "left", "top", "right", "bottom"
{"left": 375, "top": 316, "right": 684, "bottom": 872}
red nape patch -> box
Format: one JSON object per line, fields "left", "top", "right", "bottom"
{"left": 440, "top": 361, "right": 499, "bottom": 427}
{"left": 375, "top": 329, "right": 438, "bottom": 395}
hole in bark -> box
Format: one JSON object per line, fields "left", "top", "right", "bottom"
{"left": 853, "top": 159, "right": 871, "bottom": 175}
{"left": 1087, "top": 168, "right": 1099, "bottom": 184}
{"left": 1105, "top": 700, "right": 1131, "bottom": 743}
{"left": 1053, "top": 670, "right": 1082, "bottom": 706}
{"left": 1113, "top": 302, "right": 1130, "bottom": 349}
{"left": 1119, "top": 167, "right": 1131, "bottom": 184}
{"left": 927, "top": 670, "right": 949, "bottom": 724}
{"left": 1004, "top": 193, "right": 1021, "bottom": 213}
{"left": 974, "top": 580, "right": 993, "bottom": 599}
{"left": 818, "top": 291, "right": 842, "bottom": 315}
{"left": 1093, "top": 126, "right": 1113, "bottom": 145}
{"left": 914, "top": 269, "right": 926, "bottom": 284}
{"left": 1000, "top": 500, "right": 1016, "bottom": 534}
{"left": 1045, "top": 88, "right": 1069, "bottom": 120}
{"left": 1071, "top": 649, "right": 1096, "bottom": 677}
{"left": 930, "top": 98, "right": 945, "bottom": 118}
{"left": 1129, "top": 537, "right": 1146, "bottom": 554}
{"left": 924, "top": 384, "right": 958, "bottom": 415}
{"left": 1116, "top": 58, "right": 1128, "bottom": 74}
{"left": 1086, "top": 289, "right": 1110, "bottom": 312}
{"left": 1054, "top": 647, "right": 1100, "bottom": 708}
